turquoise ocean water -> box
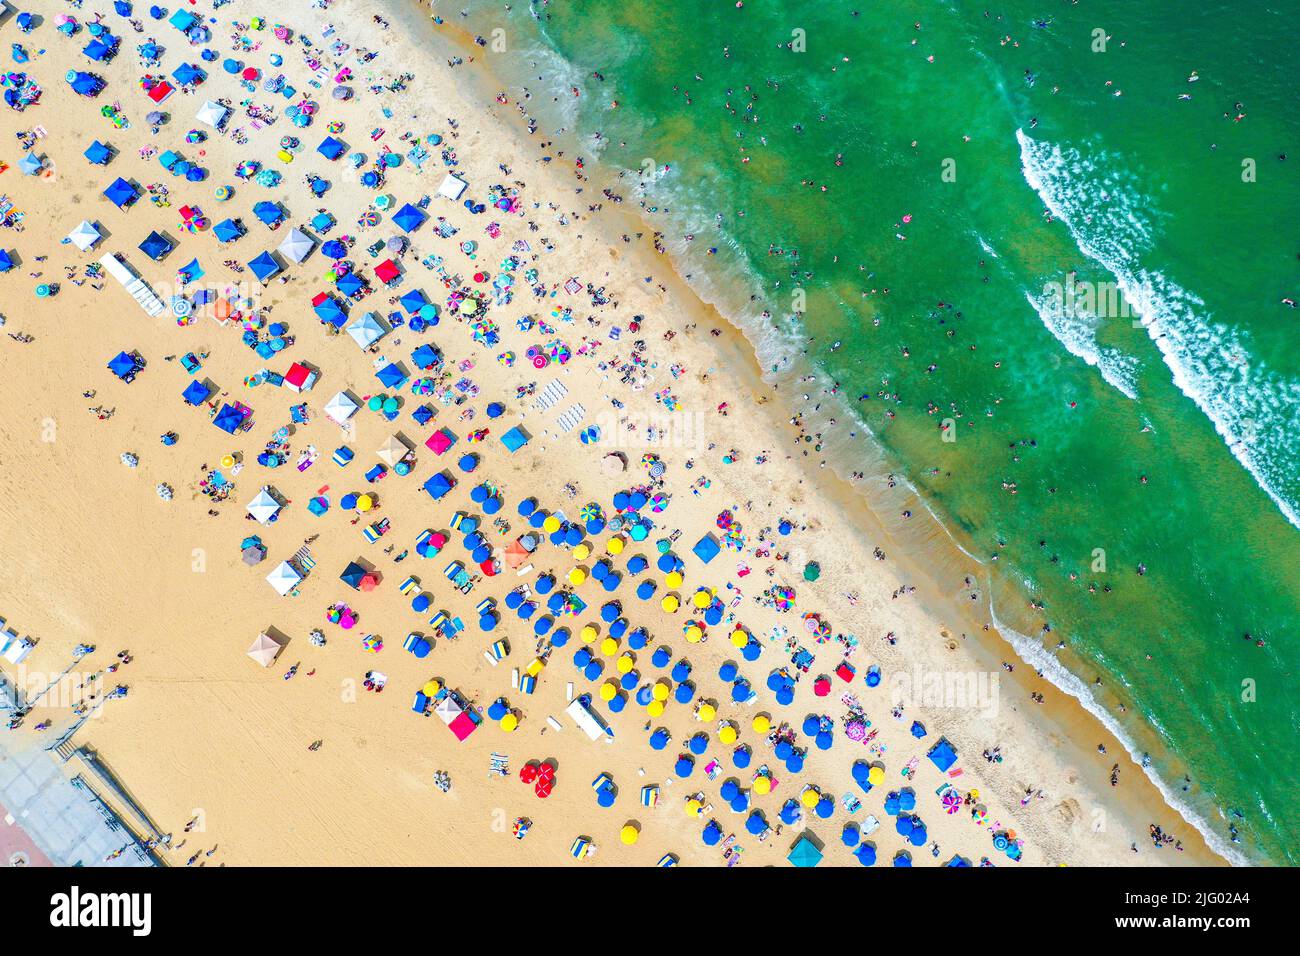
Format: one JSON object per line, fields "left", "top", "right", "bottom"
{"left": 433, "top": 0, "right": 1300, "bottom": 863}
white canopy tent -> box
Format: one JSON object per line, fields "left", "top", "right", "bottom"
{"left": 246, "top": 632, "right": 282, "bottom": 667}
{"left": 324, "top": 391, "right": 359, "bottom": 425}
{"left": 437, "top": 174, "right": 468, "bottom": 201}
{"left": 376, "top": 434, "right": 411, "bottom": 467}
{"left": 266, "top": 561, "right": 302, "bottom": 596}
{"left": 276, "top": 226, "right": 315, "bottom": 264}
{"left": 67, "top": 220, "right": 102, "bottom": 252}
{"left": 196, "top": 100, "right": 230, "bottom": 128}
{"left": 246, "top": 489, "right": 282, "bottom": 524}
{"left": 346, "top": 312, "right": 388, "bottom": 350}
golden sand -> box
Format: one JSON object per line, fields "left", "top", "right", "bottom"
{"left": 0, "top": 0, "right": 1217, "bottom": 866}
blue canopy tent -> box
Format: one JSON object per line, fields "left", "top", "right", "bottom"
{"left": 138, "top": 230, "right": 173, "bottom": 261}
{"left": 317, "top": 136, "right": 346, "bottom": 160}
{"left": 423, "top": 472, "right": 454, "bottom": 501}
{"left": 252, "top": 201, "right": 284, "bottom": 227}
{"left": 107, "top": 351, "right": 140, "bottom": 381}
{"left": 17, "top": 153, "right": 42, "bottom": 176}
{"left": 410, "top": 343, "right": 440, "bottom": 369}
{"left": 248, "top": 251, "right": 281, "bottom": 283}
{"left": 83, "top": 36, "right": 118, "bottom": 62}
{"left": 336, "top": 272, "right": 365, "bottom": 298}
{"left": 181, "top": 380, "right": 212, "bottom": 406}
{"left": 212, "top": 218, "right": 243, "bottom": 242}
{"left": 313, "top": 295, "right": 347, "bottom": 327}
{"left": 69, "top": 71, "right": 106, "bottom": 97}
{"left": 84, "top": 141, "right": 112, "bottom": 165}
{"left": 500, "top": 426, "right": 530, "bottom": 453}
{"left": 172, "top": 63, "right": 204, "bottom": 87}
{"left": 692, "top": 533, "right": 721, "bottom": 565}
{"left": 927, "top": 738, "right": 958, "bottom": 773}
{"left": 212, "top": 403, "right": 246, "bottom": 434}
{"left": 786, "top": 836, "right": 824, "bottom": 867}
{"left": 104, "top": 177, "right": 138, "bottom": 208}
{"left": 375, "top": 362, "right": 407, "bottom": 389}
{"left": 398, "top": 288, "right": 428, "bottom": 314}
{"left": 169, "top": 10, "right": 199, "bottom": 32}
{"left": 0, "top": 250, "right": 13, "bottom": 273}
{"left": 392, "top": 203, "right": 427, "bottom": 233}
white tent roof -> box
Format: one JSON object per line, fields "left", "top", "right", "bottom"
{"left": 324, "top": 390, "right": 359, "bottom": 425}
{"left": 346, "top": 312, "right": 388, "bottom": 350}
{"left": 246, "top": 489, "right": 281, "bottom": 524}
{"left": 246, "top": 632, "right": 282, "bottom": 667}
{"left": 266, "top": 561, "right": 302, "bottom": 596}
{"left": 376, "top": 434, "right": 411, "bottom": 467}
{"left": 437, "top": 174, "right": 468, "bottom": 200}
{"left": 67, "top": 220, "right": 102, "bottom": 252}
{"left": 196, "top": 100, "right": 229, "bottom": 127}
{"left": 434, "top": 695, "right": 463, "bottom": 725}
{"left": 276, "top": 227, "right": 315, "bottom": 264}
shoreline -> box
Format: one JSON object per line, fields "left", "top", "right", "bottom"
{"left": 0, "top": 0, "right": 1230, "bottom": 866}
{"left": 416, "top": 7, "right": 1234, "bottom": 864}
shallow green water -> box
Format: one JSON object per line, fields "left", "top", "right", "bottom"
{"left": 442, "top": 0, "right": 1300, "bottom": 862}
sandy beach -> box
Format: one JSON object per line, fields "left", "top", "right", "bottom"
{"left": 0, "top": 0, "right": 1222, "bottom": 867}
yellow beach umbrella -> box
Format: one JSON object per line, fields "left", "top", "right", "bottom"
{"left": 573, "top": 543, "right": 591, "bottom": 561}
{"left": 500, "top": 713, "right": 518, "bottom": 732}
{"left": 600, "top": 636, "right": 618, "bottom": 657}
{"left": 719, "top": 725, "right": 737, "bottom": 745}
{"left": 219, "top": 454, "right": 235, "bottom": 468}
{"left": 423, "top": 679, "right": 443, "bottom": 697}
{"left": 665, "top": 570, "right": 683, "bottom": 589}
{"left": 600, "top": 681, "right": 618, "bottom": 701}
{"left": 730, "top": 629, "right": 748, "bottom": 648}
{"left": 868, "top": 766, "right": 885, "bottom": 786}
{"left": 607, "top": 536, "right": 625, "bottom": 555}
{"left": 685, "top": 625, "right": 703, "bottom": 643}
{"left": 581, "top": 624, "right": 599, "bottom": 643}
{"left": 801, "top": 788, "right": 820, "bottom": 808}
{"left": 696, "top": 702, "right": 716, "bottom": 722}
{"left": 752, "top": 715, "right": 771, "bottom": 734}
{"left": 661, "top": 594, "right": 680, "bottom": 613}
{"left": 752, "top": 776, "right": 771, "bottom": 795}
{"left": 543, "top": 515, "right": 561, "bottom": 533}
{"left": 569, "top": 567, "right": 587, "bottom": 586}
{"left": 647, "top": 699, "right": 665, "bottom": 718}
{"left": 356, "top": 494, "right": 373, "bottom": 512}
{"left": 686, "top": 798, "right": 702, "bottom": 817}
{"left": 620, "top": 824, "right": 639, "bottom": 845}
{"left": 692, "top": 589, "right": 712, "bottom": 609}
{"left": 616, "top": 654, "right": 634, "bottom": 674}
{"left": 652, "top": 682, "right": 670, "bottom": 701}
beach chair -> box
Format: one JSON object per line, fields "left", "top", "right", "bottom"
{"left": 475, "top": 598, "right": 495, "bottom": 616}
{"left": 428, "top": 611, "right": 448, "bottom": 634}
{"left": 482, "top": 640, "right": 507, "bottom": 667}
{"left": 398, "top": 576, "right": 419, "bottom": 596}
{"left": 519, "top": 674, "right": 537, "bottom": 695}
{"left": 443, "top": 560, "right": 465, "bottom": 582}
{"left": 332, "top": 446, "right": 354, "bottom": 467}
{"left": 362, "top": 523, "right": 382, "bottom": 544}
{"left": 524, "top": 658, "right": 545, "bottom": 679}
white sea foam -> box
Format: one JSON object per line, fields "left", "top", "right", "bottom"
{"left": 1024, "top": 290, "right": 1140, "bottom": 399}
{"left": 1017, "top": 129, "right": 1300, "bottom": 529}
{"left": 988, "top": 599, "right": 1249, "bottom": 866}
